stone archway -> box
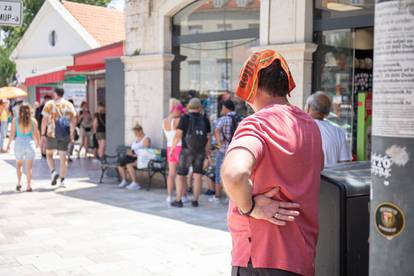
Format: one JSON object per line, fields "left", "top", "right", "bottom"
{"left": 122, "top": 0, "right": 199, "bottom": 146}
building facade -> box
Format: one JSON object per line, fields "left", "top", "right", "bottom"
{"left": 123, "top": 0, "right": 374, "bottom": 160}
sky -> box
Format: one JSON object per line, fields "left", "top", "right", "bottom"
{"left": 108, "top": 0, "right": 125, "bottom": 10}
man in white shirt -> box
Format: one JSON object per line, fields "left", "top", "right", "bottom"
{"left": 306, "top": 91, "right": 352, "bottom": 167}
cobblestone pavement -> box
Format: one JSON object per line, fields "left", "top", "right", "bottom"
{"left": 0, "top": 152, "right": 231, "bottom": 276}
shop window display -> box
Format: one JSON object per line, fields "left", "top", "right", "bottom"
{"left": 313, "top": 27, "right": 374, "bottom": 160}
{"left": 172, "top": 0, "right": 260, "bottom": 121}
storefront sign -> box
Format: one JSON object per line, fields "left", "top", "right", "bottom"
{"left": 375, "top": 202, "right": 405, "bottom": 240}
{"left": 63, "top": 82, "right": 86, "bottom": 110}
{"left": 0, "top": 0, "right": 22, "bottom": 26}
{"left": 372, "top": 1, "right": 414, "bottom": 138}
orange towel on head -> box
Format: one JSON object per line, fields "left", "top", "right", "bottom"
{"left": 236, "top": 50, "right": 296, "bottom": 103}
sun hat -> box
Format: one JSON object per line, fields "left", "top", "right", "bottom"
{"left": 171, "top": 102, "right": 185, "bottom": 114}
{"left": 236, "top": 49, "right": 296, "bottom": 103}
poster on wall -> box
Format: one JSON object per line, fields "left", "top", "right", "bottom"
{"left": 63, "top": 82, "right": 87, "bottom": 110}
{"left": 35, "top": 86, "right": 55, "bottom": 102}
{"left": 372, "top": 1, "right": 414, "bottom": 138}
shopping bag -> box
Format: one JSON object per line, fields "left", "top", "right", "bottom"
{"left": 136, "top": 148, "right": 162, "bottom": 169}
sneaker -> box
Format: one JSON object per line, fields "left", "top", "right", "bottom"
{"left": 204, "top": 189, "right": 215, "bottom": 196}
{"left": 126, "top": 182, "right": 142, "bottom": 191}
{"left": 191, "top": 200, "right": 199, "bottom": 207}
{"left": 51, "top": 171, "right": 59, "bottom": 186}
{"left": 59, "top": 180, "right": 66, "bottom": 188}
{"left": 208, "top": 196, "right": 221, "bottom": 203}
{"left": 166, "top": 195, "right": 174, "bottom": 203}
{"left": 118, "top": 180, "right": 129, "bottom": 188}
{"left": 182, "top": 195, "right": 190, "bottom": 204}
{"left": 171, "top": 200, "right": 183, "bottom": 208}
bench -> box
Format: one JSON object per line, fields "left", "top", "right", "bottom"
{"left": 99, "top": 146, "right": 167, "bottom": 191}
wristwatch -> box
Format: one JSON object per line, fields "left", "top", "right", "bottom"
{"left": 238, "top": 197, "right": 255, "bottom": 217}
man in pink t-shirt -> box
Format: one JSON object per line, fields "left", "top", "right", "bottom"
{"left": 222, "top": 50, "right": 323, "bottom": 276}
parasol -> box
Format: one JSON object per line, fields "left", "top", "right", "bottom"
{"left": 0, "top": 87, "right": 28, "bottom": 100}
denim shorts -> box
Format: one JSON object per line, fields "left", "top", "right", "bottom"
{"left": 215, "top": 151, "right": 225, "bottom": 184}
{"left": 14, "top": 137, "right": 36, "bottom": 160}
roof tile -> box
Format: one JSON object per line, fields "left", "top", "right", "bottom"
{"left": 62, "top": 1, "right": 125, "bottom": 46}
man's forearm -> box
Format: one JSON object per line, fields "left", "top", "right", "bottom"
{"left": 214, "top": 129, "right": 222, "bottom": 147}
{"left": 222, "top": 167, "right": 253, "bottom": 213}
{"left": 41, "top": 117, "right": 47, "bottom": 136}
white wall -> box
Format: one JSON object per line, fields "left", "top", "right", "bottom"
{"left": 12, "top": 0, "right": 94, "bottom": 81}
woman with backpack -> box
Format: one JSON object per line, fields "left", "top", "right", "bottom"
{"left": 6, "top": 103, "right": 40, "bottom": 192}
{"left": 93, "top": 103, "right": 106, "bottom": 160}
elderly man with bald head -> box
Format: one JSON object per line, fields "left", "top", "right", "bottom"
{"left": 306, "top": 91, "right": 352, "bottom": 167}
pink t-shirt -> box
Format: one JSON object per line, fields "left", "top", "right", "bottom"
{"left": 227, "top": 104, "right": 323, "bottom": 276}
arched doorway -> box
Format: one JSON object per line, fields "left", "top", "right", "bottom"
{"left": 172, "top": 0, "right": 260, "bottom": 120}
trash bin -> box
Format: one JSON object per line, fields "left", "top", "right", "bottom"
{"left": 316, "top": 161, "right": 371, "bottom": 276}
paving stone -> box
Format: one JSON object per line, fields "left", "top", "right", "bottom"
{"left": 0, "top": 152, "right": 231, "bottom": 276}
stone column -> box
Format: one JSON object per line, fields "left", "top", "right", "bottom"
{"left": 258, "top": 0, "right": 317, "bottom": 108}
{"left": 122, "top": 54, "right": 174, "bottom": 146}
{"left": 122, "top": 0, "right": 176, "bottom": 147}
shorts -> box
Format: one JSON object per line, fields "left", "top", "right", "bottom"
{"left": 80, "top": 126, "right": 92, "bottom": 137}
{"left": 47, "top": 137, "right": 70, "bottom": 152}
{"left": 232, "top": 262, "right": 300, "bottom": 276}
{"left": 177, "top": 148, "right": 205, "bottom": 175}
{"left": 96, "top": 132, "right": 105, "bottom": 140}
{"left": 119, "top": 155, "right": 137, "bottom": 167}
{"left": 14, "top": 137, "right": 36, "bottom": 161}
{"left": 215, "top": 151, "right": 225, "bottom": 184}
{"left": 167, "top": 146, "right": 182, "bottom": 164}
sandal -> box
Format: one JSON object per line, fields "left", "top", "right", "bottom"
{"left": 26, "top": 187, "right": 33, "bottom": 192}
{"left": 16, "top": 185, "right": 22, "bottom": 192}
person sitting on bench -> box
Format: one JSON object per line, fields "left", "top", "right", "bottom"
{"left": 118, "top": 123, "right": 151, "bottom": 190}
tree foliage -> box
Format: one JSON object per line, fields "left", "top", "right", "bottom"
{"left": 0, "top": 0, "right": 111, "bottom": 85}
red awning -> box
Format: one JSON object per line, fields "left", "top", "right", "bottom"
{"left": 67, "top": 63, "right": 105, "bottom": 72}
{"left": 25, "top": 69, "right": 66, "bottom": 87}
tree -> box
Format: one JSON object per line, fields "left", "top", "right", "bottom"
{"left": 0, "top": 47, "right": 16, "bottom": 86}
{"left": 0, "top": 0, "right": 112, "bottom": 85}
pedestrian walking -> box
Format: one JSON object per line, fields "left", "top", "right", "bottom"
{"left": 41, "top": 88, "right": 77, "bottom": 188}
{"left": 35, "top": 95, "right": 52, "bottom": 157}
{"left": 6, "top": 103, "right": 40, "bottom": 192}
{"left": 0, "top": 100, "right": 10, "bottom": 152}
{"left": 170, "top": 97, "right": 211, "bottom": 208}
{"left": 77, "top": 101, "right": 93, "bottom": 158}
{"left": 221, "top": 50, "right": 324, "bottom": 276}
{"left": 93, "top": 103, "right": 106, "bottom": 160}
{"left": 118, "top": 123, "right": 151, "bottom": 190}
{"left": 67, "top": 99, "right": 76, "bottom": 162}
{"left": 210, "top": 99, "right": 240, "bottom": 203}
{"left": 163, "top": 98, "right": 185, "bottom": 203}
{"left": 306, "top": 91, "right": 352, "bottom": 167}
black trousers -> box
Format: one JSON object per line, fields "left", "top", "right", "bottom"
{"left": 232, "top": 262, "right": 301, "bottom": 276}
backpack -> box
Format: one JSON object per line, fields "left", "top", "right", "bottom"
{"left": 185, "top": 114, "right": 208, "bottom": 152}
{"left": 54, "top": 103, "right": 70, "bottom": 139}
{"left": 222, "top": 113, "right": 242, "bottom": 143}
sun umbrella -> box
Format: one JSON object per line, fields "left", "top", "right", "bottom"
{"left": 0, "top": 87, "right": 28, "bottom": 100}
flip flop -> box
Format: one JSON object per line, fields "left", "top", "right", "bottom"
{"left": 26, "top": 188, "right": 33, "bottom": 192}
{"left": 16, "top": 185, "right": 22, "bottom": 192}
